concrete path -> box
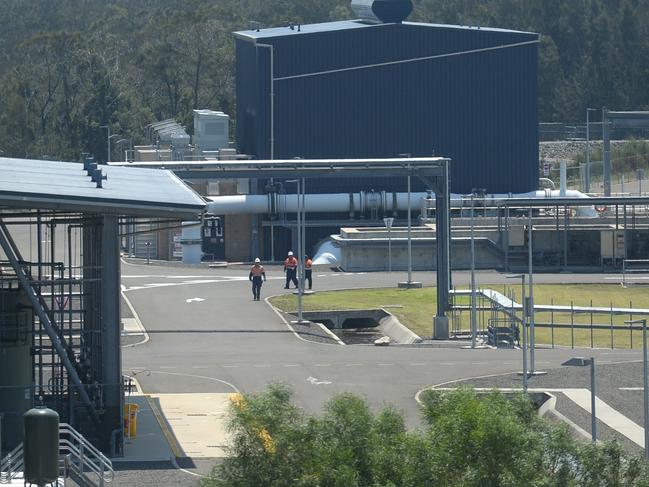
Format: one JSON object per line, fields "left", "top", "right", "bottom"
{"left": 562, "top": 389, "right": 645, "bottom": 447}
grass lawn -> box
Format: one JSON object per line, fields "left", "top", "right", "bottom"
{"left": 269, "top": 284, "right": 649, "bottom": 348}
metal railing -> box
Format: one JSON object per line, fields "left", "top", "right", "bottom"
{"left": 59, "top": 423, "right": 114, "bottom": 486}
{"left": 0, "top": 443, "right": 23, "bottom": 483}
{"left": 1, "top": 423, "right": 113, "bottom": 486}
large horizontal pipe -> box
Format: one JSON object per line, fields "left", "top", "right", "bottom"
{"left": 206, "top": 189, "right": 597, "bottom": 216}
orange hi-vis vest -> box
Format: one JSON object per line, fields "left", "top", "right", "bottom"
{"left": 250, "top": 265, "right": 265, "bottom": 277}
{"left": 284, "top": 256, "right": 297, "bottom": 270}
{"left": 304, "top": 258, "right": 313, "bottom": 269}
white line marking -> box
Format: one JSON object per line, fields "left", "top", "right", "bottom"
{"left": 223, "top": 365, "right": 239, "bottom": 368}
{"left": 409, "top": 363, "right": 426, "bottom": 366}
{"left": 439, "top": 362, "right": 456, "bottom": 366}
{"left": 377, "top": 363, "right": 394, "bottom": 366}
{"left": 253, "top": 364, "right": 271, "bottom": 368}
{"left": 191, "top": 366, "right": 208, "bottom": 369}
{"left": 283, "top": 364, "right": 300, "bottom": 367}
{"left": 620, "top": 387, "right": 644, "bottom": 391}
{"left": 314, "top": 364, "right": 331, "bottom": 367}
{"left": 159, "top": 366, "right": 177, "bottom": 369}
{"left": 345, "top": 363, "right": 363, "bottom": 367}
{"left": 186, "top": 297, "right": 205, "bottom": 303}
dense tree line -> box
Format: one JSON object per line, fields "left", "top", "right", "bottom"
{"left": 0, "top": 0, "right": 648, "bottom": 161}
{"left": 202, "top": 384, "right": 649, "bottom": 486}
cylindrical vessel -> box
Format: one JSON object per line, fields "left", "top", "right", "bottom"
{"left": 24, "top": 406, "right": 60, "bottom": 486}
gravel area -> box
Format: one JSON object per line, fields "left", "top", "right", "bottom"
{"left": 280, "top": 311, "right": 340, "bottom": 344}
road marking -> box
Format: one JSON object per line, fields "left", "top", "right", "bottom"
{"left": 192, "top": 366, "right": 208, "bottom": 369}
{"left": 471, "top": 362, "right": 488, "bottom": 366}
{"left": 439, "top": 362, "right": 456, "bottom": 366}
{"left": 186, "top": 297, "right": 205, "bottom": 303}
{"left": 345, "top": 363, "right": 363, "bottom": 367}
{"left": 377, "top": 363, "right": 394, "bottom": 366}
{"left": 314, "top": 364, "right": 331, "bottom": 367}
{"left": 223, "top": 365, "right": 239, "bottom": 368}
{"left": 307, "top": 376, "right": 332, "bottom": 385}
{"left": 620, "top": 387, "right": 644, "bottom": 391}
{"left": 159, "top": 366, "right": 177, "bottom": 369}
{"left": 283, "top": 364, "right": 300, "bottom": 367}
{"left": 409, "top": 363, "right": 426, "bottom": 366}
{"left": 253, "top": 364, "right": 271, "bottom": 368}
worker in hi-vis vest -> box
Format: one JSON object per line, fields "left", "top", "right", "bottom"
{"left": 249, "top": 258, "right": 266, "bottom": 301}
{"left": 283, "top": 251, "right": 298, "bottom": 289}
{"left": 304, "top": 254, "right": 313, "bottom": 290}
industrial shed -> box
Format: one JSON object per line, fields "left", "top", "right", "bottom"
{"left": 234, "top": 18, "right": 539, "bottom": 194}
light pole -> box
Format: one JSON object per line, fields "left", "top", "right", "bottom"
{"left": 383, "top": 217, "right": 394, "bottom": 272}
{"left": 470, "top": 190, "right": 477, "bottom": 348}
{"left": 626, "top": 319, "right": 649, "bottom": 459}
{"left": 287, "top": 179, "right": 307, "bottom": 323}
{"left": 507, "top": 274, "right": 527, "bottom": 393}
{"left": 528, "top": 206, "right": 535, "bottom": 371}
{"left": 586, "top": 108, "right": 597, "bottom": 193}
{"left": 562, "top": 357, "right": 597, "bottom": 442}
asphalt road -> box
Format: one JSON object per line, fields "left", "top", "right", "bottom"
{"left": 121, "top": 262, "right": 643, "bottom": 429}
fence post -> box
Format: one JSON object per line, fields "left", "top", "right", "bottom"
{"left": 590, "top": 299, "right": 594, "bottom": 348}
{"left": 610, "top": 302, "right": 614, "bottom": 349}
{"left": 571, "top": 301, "right": 574, "bottom": 349}
{"left": 551, "top": 297, "right": 555, "bottom": 348}
{"left": 630, "top": 300, "right": 634, "bottom": 349}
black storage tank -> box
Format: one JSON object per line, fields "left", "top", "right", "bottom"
{"left": 24, "top": 406, "right": 59, "bottom": 486}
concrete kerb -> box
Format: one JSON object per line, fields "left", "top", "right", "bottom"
{"left": 121, "top": 287, "right": 150, "bottom": 348}
{"left": 264, "top": 294, "right": 345, "bottom": 345}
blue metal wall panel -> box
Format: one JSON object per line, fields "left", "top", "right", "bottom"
{"left": 235, "top": 22, "right": 539, "bottom": 194}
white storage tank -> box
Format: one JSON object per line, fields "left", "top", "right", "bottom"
{"left": 193, "top": 109, "right": 230, "bottom": 153}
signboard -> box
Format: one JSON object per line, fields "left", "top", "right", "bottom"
{"left": 383, "top": 217, "right": 394, "bottom": 229}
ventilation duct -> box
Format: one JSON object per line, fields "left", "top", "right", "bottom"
{"left": 351, "top": 0, "right": 413, "bottom": 24}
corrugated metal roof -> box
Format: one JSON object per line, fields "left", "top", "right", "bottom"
{"left": 0, "top": 157, "right": 205, "bottom": 218}
{"left": 234, "top": 19, "right": 535, "bottom": 41}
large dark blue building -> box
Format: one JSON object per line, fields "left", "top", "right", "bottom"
{"left": 234, "top": 17, "right": 539, "bottom": 194}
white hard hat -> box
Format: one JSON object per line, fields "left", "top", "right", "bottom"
{"left": 288, "top": 251, "right": 294, "bottom": 256}
{"left": 255, "top": 258, "right": 261, "bottom": 263}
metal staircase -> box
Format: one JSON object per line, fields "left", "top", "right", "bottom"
{"left": 0, "top": 423, "right": 113, "bottom": 486}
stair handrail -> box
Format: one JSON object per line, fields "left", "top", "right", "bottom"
{"left": 59, "top": 423, "right": 114, "bottom": 485}
{"left": 0, "top": 443, "right": 24, "bottom": 484}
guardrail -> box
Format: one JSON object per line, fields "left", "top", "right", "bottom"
{"left": 59, "top": 423, "right": 114, "bottom": 486}
{"left": 0, "top": 443, "right": 23, "bottom": 484}
{"left": 622, "top": 258, "right": 649, "bottom": 287}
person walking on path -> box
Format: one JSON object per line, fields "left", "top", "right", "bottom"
{"left": 304, "top": 254, "right": 313, "bottom": 290}
{"left": 249, "top": 258, "right": 266, "bottom": 301}
{"left": 284, "top": 251, "right": 298, "bottom": 289}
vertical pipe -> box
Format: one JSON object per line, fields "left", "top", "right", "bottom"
{"left": 586, "top": 109, "right": 591, "bottom": 192}
{"left": 590, "top": 358, "right": 597, "bottom": 442}
{"left": 297, "top": 179, "right": 303, "bottom": 323}
{"left": 521, "top": 276, "right": 528, "bottom": 394}
{"left": 643, "top": 319, "right": 649, "bottom": 460}
{"left": 470, "top": 194, "right": 476, "bottom": 348}
{"left": 388, "top": 226, "right": 392, "bottom": 272}
{"left": 528, "top": 206, "right": 535, "bottom": 373}
{"left": 407, "top": 169, "right": 412, "bottom": 283}
{"left": 603, "top": 108, "right": 611, "bottom": 197}
{"left": 560, "top": 161, "right": 567, "bottom": 196}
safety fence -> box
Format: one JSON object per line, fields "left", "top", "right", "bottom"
{"left": 450, "top": 288, "right": 649, "bottom": 350}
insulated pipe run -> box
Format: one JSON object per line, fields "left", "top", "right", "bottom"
{"left": 206, "top": 189, "right": 598, "bottom": 216}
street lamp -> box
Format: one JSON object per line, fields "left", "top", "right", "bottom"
{"left": 100, "top": 125, "right": 120, "bottom": 163}
{"left": 506, "top": 274, "right": 527, "bottom": 393}
{"left": 562, "top": 356, "right": 597, "bottom": 442}
{"left": 470, "top": 190, "right": 477, "bottom": 348}
{"left": 586, "top": 108, "right": 598, "bottom": 193}
{"left": 626, "top": 318, "right": 649, "bottom": 459}
{"left": 286, "top": 178, "right": 307, "bottom": 324}
{"left": 383, "top": 217, "right": 394, "bottom": 272}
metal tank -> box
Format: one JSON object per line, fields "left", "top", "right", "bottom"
{"left": 23, "top": 406, "right": 59, "bottom": 486}
{"left": 0, "top": 288, "right": 33, "bottom": 453}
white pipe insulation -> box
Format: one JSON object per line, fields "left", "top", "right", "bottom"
{"left": 206, "top": 189, "right": 598, "bottom": 217}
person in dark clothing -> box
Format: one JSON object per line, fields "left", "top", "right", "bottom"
{"left": 284, "top": 251, "right": 298, "bottom": 289}
{"left": 304, "top": 254, "right": 313, "bottom": 290}
{"left": 249, "top": 258, "right": 266, "bottom": 301}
